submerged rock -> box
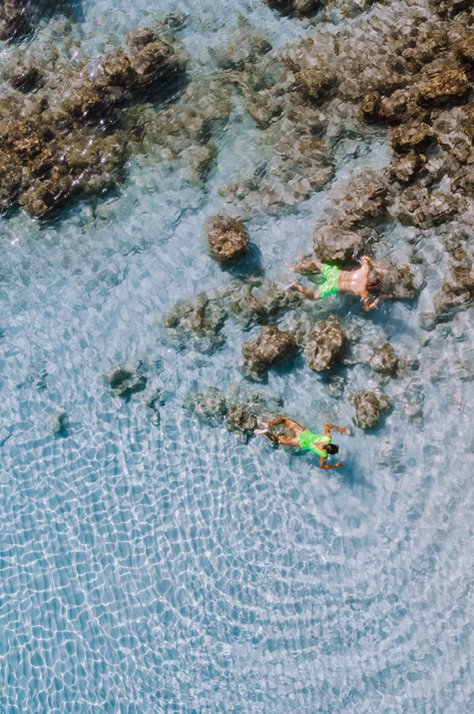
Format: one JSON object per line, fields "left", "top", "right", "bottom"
{"left": 264, "top": 0, "right": 321, "bottom": 17}
{"left": 206, "top": 215, "right": 249, "bottom": 265}
{"left": 353, "top": 390, "right": 390, "bottom": 429}
{"left": 163, "top": 293, "right": 226, "bottom": 352}
{"left": 303, "top": 317, "right": 346, "bottom": 372}
{"left": 0, "top": 0, "right": 31, "bottom": 41}
{"left": 52, "top": 411, "right": 69, "bottom": 437}
{"left": 242, "top": 325, "right": 297, "bottom": 378}
{"left": 313, "top": 223, "right": 364, "bottom": 264}
{"left": 186, "top": 388, "right": 228, "bottom": 426}
{"left": 434, "top": 232, "right": 474, "bottom": 320}
{"left": 225, "top": 278, "right": 301, "bottom": 326}
{"left": 4, "top": 62, "right": 45, "bottom": 93}
{"left": 0, "top": 28, "right": 186, "bottom": 218}
{"left": 378, "top": 262, "right": 420, "bottom": 301}
{"left": 106, "top": 366, "right": 147, "bottom": 399}
{"left": 370, "top": 343, "right": 399, "bottom": 375}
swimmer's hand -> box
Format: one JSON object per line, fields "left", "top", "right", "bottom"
{"left": 283, "top": 281, "right": 298, "bottom": 292}
{"left": 254, "top": 428, "right": 269, "bottom": 435}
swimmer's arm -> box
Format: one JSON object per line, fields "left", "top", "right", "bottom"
{"left": 324, "top": 424, "right": 351, "bottom": 436}
{"left": 320, "top": 457, "right": 345, "bottom": 470}
{"left": 362, "top": 296, "right": 382, "bottom": 312}
{"left": 361, "top": 256, "right": 387, "bottom": 273}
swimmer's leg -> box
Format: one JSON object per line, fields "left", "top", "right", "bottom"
{"left": 290, "top": 259, "right": 324, "bottom": 273}
{"left": 285, "top": 283, "right": 321, "bottom": 300}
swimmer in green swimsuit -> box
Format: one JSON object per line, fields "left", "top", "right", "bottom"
{"left": 255, "top": 416, "right": 350, "bottom": 469}
{"left": 286, "top": 256, "right": 387, "bottom": 311}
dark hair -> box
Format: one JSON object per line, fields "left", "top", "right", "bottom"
{"left": 325, "top": 443, "right": 339, "bottom": 455}
{"left": 367, "top": 275, "right": 381, "bottom": 289}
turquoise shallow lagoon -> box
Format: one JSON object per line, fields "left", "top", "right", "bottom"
{"left": 0, "top": 1, "right": 473, "bottom": 712}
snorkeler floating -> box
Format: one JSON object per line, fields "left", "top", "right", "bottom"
{"left": 255, "top": 416, "right": 350, "bottom": 469}
{"left": 286, "top": 255, "right": 387, "bottom": 312}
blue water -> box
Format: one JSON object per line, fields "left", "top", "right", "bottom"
{"left": 0, "top": 1, "right": 473, "bottom": 712}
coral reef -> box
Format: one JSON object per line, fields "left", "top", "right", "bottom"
{"left": 0, "top": 28, "right": 186, "bottom": 218}
{"left": 206, "top": 215, "right": 249, "bottom": 265}
{"left": 353, "top": 390, "right": 390, "bottom": 429}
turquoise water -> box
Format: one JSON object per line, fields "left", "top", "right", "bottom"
{"left": 0, "top": 1, "right": 473, "bottom": 712}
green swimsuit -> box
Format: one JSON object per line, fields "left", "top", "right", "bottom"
{"left": 297, "top": 430, "right": 331, "bottom": 458}
{"left": 319, "top": 264, "right": 340, "bottom": 298}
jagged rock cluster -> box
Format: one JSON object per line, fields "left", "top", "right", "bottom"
{"left": 0, "top": 28, "right": 186, "bottom": 217}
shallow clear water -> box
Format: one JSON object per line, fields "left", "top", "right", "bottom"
{"left": 0, "top": 2, "right": 473, "bottom": 712}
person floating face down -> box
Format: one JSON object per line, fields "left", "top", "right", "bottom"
{"left": 255, "top": 416, "right": 350, "bottom": 469}
{"left": 286, "top": 255, "right": 387, "bottom": 312}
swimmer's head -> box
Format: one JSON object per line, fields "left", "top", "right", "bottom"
{"left": 325, "top": 443, "right": 339, "bottom": 455}
{"left": 367, "top": 275, "right": 381, "bottom": 289}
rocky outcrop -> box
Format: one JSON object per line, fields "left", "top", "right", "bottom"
{"left": 0, "top": 29, "right": 186, "bottom": 218}
{"left": 106, "top": 366, "right": 148, "bottom": 399}
{"left": 353, "top": 390, "right": 390, "bottom": 429}
{"left": 313, "top": 223, "right": 364, "bottom": 264}
{"left": 3, "top": 62, "right": 44, "bottom": 92}
{"left": 206, "top": 215, "right": 249, "bottom": 265}
{"left": 303, "top": 317, "right": 346, "bottom": 372}
{"left": 370, "top": 343, "right": 399, "bottom": 375}
{"left": 242, "top": 325, "right": 297, "bottom": 378}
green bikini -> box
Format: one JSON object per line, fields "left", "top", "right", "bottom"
{"left": 297, "top": 430, "right": 331, "bottom": 458}
{"left": 318, "top": 264, "right": 340, "bottom": 298}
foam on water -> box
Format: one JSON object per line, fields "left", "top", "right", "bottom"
{"left": 0, "top": 1, "right": 473, "bottom": 712}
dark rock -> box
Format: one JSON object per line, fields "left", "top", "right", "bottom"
{"left": 389, "top": 122, "right": 433, "bottom": 153}
{"left": 264, "top": 0, "right": 321, "bottom": 17}
{"left": 353, "top": 390, "right": 390, "bottom": 429}
{"left": 370, "top": 343, "right": 399, "bottom": 375}
{"left": 242, "top": 325, "right": 297, "bottom": 378}
{"left": 456, "top": 37, "right": 474, "bottom": 66}
{"left": 417, "top": 68, "right": 470, "bottom": 106}
{"left": 304, "top": 316, "right": 346, "bottom": 372}
{"left": 52, "top": 411, "right": 69, "bottom": 437}
{"left": 206, "top": 215, "right": 249, "bottom": 265}
{"left": 106, "top": 366, "right": 147, "bottom": 399}
{"left": 313, "top": 223, "right": 364, "bottom": 264}
{"left": 0, "top": 0, "right": 31, "bottom": 41}
{"left": 4, "top": 63, "right": 44, "bottom": 93}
